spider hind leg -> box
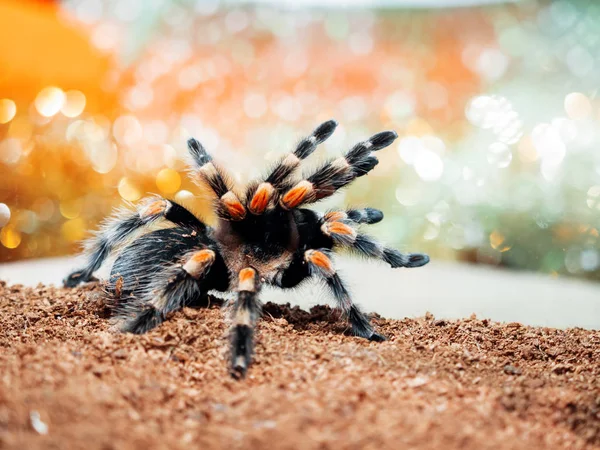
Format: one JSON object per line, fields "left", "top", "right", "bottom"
{"left": 64, "top": 198, "right": 206, "bottom": 287}
{"left": 107, "top": 227, "right": 229, "bottom": 333}
{"left": 116, "top": 248, "right": 221, "bottom": 334}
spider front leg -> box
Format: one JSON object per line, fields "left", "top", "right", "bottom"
{"left": 280, "top": 131, "right": 398, "bottom": 209}
{"left": 64, "top": 197, "right": 206, "bottom": 287}
{"left": 305, "top": 249, "right": 386, "bottom": 342}
{"left": 230, "top": 267, "right": 262, "bottom": 378}
{"left": 245, "top": 120, "right": 338, "bottom": 215}
{"left": 116, "top": 248, "right": 218, "bottom": 333}
{"left": 187, "top": 138, "right": 247, "bottom": 221}
{"left": 324, "top": 207, "right": 384, "bottom": 225}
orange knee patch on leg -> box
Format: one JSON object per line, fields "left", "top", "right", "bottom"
{"left": 190, "top": 249, "right": 215, "bottom": 264}
{"left": 324, "top": 211, "right": 346, "bottom": 222}
{"left": 281, "top": 180, "right": 314, "bottom": 209}
{"left": 305, "top": 250, "right": 334, "bottom": 276}
{"left": 183, "top": 249, "right": 215, "bottom": 278}
{"left": 140, "top": 199, "right": 168, "bottom": 218}
{"left": 238, "top": 267, "right": 257, "bottom": 292}
{"left": 325, "top": 221, "right": 356, "bottom": 237}
{"left": 221, "top": 191, "right": 246, "bottom": 220}
{"left": 249, "top": 182, "right": 274, "bottom": 214}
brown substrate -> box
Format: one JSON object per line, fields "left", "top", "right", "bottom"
{"left": 0, "top": 282, "right": 599, "bottom": 449}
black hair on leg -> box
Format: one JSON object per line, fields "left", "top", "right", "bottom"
{"left": 246, "top": 120, "right": 338, "bottom": 215}
{"left": 230, "top": 267, "right": 262, "bottom": 378}
{"left": 354, "top": 235, "right": 430, "bottom": 268}
{"left": 121, "top": 306, "right": 164, "bottom": 334}
{"left": 272, "top": 255, "right": 311, "bottom": 289}
{"left": 117, "top": 248, "right": 218, "bottom": 333}
{"left": 164, "top": 200, "right": 207, "bottom": 232}
{"left": 348, "top": 305, "right": 385, "bottom": 342}
{"left": 280, "top": 131, "right": 398, "bottom": 210}
{"left": 187, "top": 138, "right": 229, "bottom": 197}
{"left": 230, "top": 322, "right": 253, "bottom": 377}
{"left": 320, "top": 221, "right": 430, "bottom": 269}
{"left": 187, "top": 138, "right": 247, "bottom": 221}
{"left": 265, "top": 119, "right": 338, "bottom": 189}
{"left": 63, "top": 197, "right": 207, "bottom": 287}
{"left": 323, "top": 208, "right": 383, "bottom": 225}
{"left": 346, "top": 208, "right": 384, "bottom": 224}
{"left": 304, "top": 249, "right": 385, "bottom": 341}
{"left": 345, "top": 131, "right": 398, "bottom": 165}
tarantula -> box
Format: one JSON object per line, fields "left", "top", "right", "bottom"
{"left": 64, "top": 120, "right": 429, "bottom": 378}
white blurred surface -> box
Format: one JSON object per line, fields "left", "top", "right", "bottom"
{"left": 1, "top": 256, "right": 598, "bottom": 330}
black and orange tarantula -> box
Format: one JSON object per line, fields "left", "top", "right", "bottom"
{"left": 64, "top": 120, "right": 429, "bottom": 377}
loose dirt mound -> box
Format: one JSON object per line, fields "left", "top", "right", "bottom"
{"left": 0, "top": 282, "right": 599, "bottom": 449}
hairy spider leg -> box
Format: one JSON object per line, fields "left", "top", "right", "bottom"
{"left": 304, "top": 249, "right": 386, "bottom": 341}
{"left": 324, "top": 207, "right": 384, "bottom": 225}
{"left": 187, "top": 138, "right": 247, "bottom": 221}
{"left": 63, "top": 197, "right": 206, "bottom": 287}
{"left": 116, "top": 248, "right": 218, "bottom": 334}
{"left": 321, "top": 220, "right": 430, "bottom": 268}
{"left": 246, "top": 120, "right": 338, "bottom": 215}
{"left": 108, "top": 225, "right": 229, "bottom": 303}
{"left": 271, "top": 254, "right": 311, "bottom": 289}
{"left": 280, "top": 131, "right": 398, "bottom": 210}
{"left": 230, "top": 267, "right": 262, "bottom": 378}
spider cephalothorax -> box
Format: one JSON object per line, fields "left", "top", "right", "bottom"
{"left": 64, "top": 120, "right": 429, "bottom": 377}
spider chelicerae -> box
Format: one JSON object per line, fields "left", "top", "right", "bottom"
{"left": 64, "top": 120, "right": 430, "bottom": 378}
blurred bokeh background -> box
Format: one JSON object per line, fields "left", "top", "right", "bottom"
{"left": 1, "top": 0, "right": 599, "bottom": 282}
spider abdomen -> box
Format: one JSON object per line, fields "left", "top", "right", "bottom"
{"left": 108, "top": 227, "right": 229, "bottom": 300}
